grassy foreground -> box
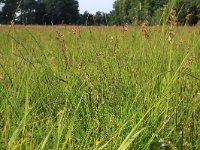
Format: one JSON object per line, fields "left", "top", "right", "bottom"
{"left": 0, "top": 25, "right": 199, "bottom": 149}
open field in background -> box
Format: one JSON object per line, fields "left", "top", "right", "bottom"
{"left": 0, "top": 25, "right": 199, "bottom": 149}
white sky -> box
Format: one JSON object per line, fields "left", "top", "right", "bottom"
{"left": 78, "top": 0, "right": 115, "bottom": 14}
{"left": 0, "top": 3, "right": 4, "bottom": 11}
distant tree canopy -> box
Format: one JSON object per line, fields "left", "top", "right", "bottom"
{"left": 0, "top": 0, "right": 79, "bottom": 24}
{"left": 109, "top": 0, "right": 200, "bottom": 25}
{"left": 0, "top": 0, "right": 18, "bottom": 24}
{"left": 0, "top": 0, "right": 199, "bottom": 25}
{"left": 44, "top": 0, "right": 79, "bottom": 24}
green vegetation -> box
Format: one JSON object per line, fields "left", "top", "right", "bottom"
{"left": 110, "top": 0, "right": 200, "bottom": 25}
{"left": 0, "top": 0, "right": 199, "bottom": 25}
{"left": 0, "top": 24, "right": 199, "bottom": 149}
{"left": 0, "top": 0, "right": 79, "bottom": 24}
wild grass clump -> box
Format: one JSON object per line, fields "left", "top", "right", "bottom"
{"left": 0, "top": 24, "right": 199, "bottom": 149}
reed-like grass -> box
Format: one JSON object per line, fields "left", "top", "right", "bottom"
{"left": 0, "top": 24, "right": 199, "bottom": 149}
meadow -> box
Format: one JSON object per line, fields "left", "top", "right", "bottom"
{"left": 0, "top": 24, "right": 199, "bottom": 149}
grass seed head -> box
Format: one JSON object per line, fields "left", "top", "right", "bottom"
{"left": 141, "top": 22, "right": 150, "bottom": 39}
{"left": 168, "top": 9, "right": 177, "bottom": 43}
{"left": 123, "top": 23, "right": 129, "bottom": 31}
{"left": 183, "top": 56, "right": 197, "bottom": 70}
{"left": 169, "top": 9, "right": 177, "bottom": 29}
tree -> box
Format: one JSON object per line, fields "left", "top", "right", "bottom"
{"left": 0, "top": 0, "right": 79, "bottom": 25}
{"left": 109, "top": 0, "right": 200, "bottom": 25}
{"left": 81, "top": 11, "right": 94, "bottom": 25}
{"left": 95, "top": 11, "right": 107, "bottom": 25}
{"left": 44, "top": 0, "right": 79, "bottom": 24}
{"left": 35, "top": 0, "right": 46, "bottom": 24}
{"left": 112, "top": 0, "right": 123, "bottom": 25}
{"left": 175, "top": 0, "right": 200, "bottom": 25}
{"left": 0, "top": 0, "right": 19, "bottom": 24}
{"left": 19, "top": 0, "right": 37, "bottom": 24}
{"left": 0, "top": 0, "right": 199, "bottom": 25}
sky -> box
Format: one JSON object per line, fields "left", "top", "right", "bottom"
{"left": 78, "top": 0, "right": 115, "bottom": 14}
{"left": 0, "top": 3, "right": 3, "bottom": 12}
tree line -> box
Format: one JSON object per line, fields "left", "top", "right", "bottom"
{"left": 0, "top": 0, "right": 79, "bottom": 24}
{"left": 0, "top": 0, "right": 199, "bottom": 25}
{"left": 0, "top": 0, "right": 110, "bottom": 25}
{"left": 110, "top": 0, "right": 200, "bottom": 25}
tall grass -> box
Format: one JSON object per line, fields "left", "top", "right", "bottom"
{"left": 0, "top": 24, "right": 199, "bottom": 149}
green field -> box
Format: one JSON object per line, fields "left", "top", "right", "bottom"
{"left": 0, "top": 25, "right": 199, "bottom": 149}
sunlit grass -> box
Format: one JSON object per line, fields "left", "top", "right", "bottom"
{"left": 0, "top": 25, "right": 199, "bottom": 149}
